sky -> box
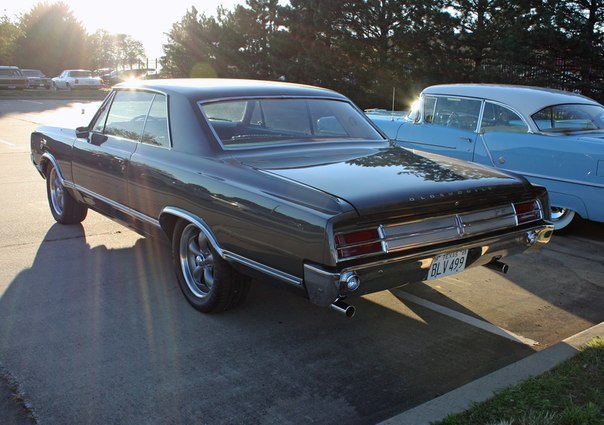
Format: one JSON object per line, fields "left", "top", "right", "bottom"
{"left": 2, "top": 0, "right": 245, "bottom": 59}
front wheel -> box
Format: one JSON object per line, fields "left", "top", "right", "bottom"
{"left": 550, "top": 206, "right": 576, "bottom": 230}
{"left": 46, "top": 164, "right": 88, "bottom": 224}
{"left": 172, "top": 220, "right": 250, "bottom": 313}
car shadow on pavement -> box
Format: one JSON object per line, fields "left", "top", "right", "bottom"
{"left": 389, "top": 218, "right": 604, "bottom": 349}
{"left": 0, "top": 223, "right": 539, "bottom": 425}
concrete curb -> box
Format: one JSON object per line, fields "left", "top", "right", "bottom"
{"left": 380, "top": 322, "right": 604, "bottom": 425}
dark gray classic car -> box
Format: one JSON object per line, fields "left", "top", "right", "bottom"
{"left": 31, "top": 79, "right": 554, "bottom": 317}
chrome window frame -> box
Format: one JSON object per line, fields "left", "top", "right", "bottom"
{"left": 420, "top": 94, "right": 484, "bottom": 133}
{"left": 479, "top": 100, "right": 531, "bottom": 134}
{"left": 90, "top": 88, "right": 173, "bottom": 149}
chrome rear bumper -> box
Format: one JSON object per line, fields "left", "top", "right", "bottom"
{"left": 304, "top": 224, "right": 554, "bottom": 307}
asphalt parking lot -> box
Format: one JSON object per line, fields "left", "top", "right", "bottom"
{"left": 0, "top": 98, "right": 603, "bottom": 424}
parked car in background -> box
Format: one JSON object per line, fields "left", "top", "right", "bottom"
{"left": 52, "top": 69, "right": 102, "bottom": 90}
{"left": 0, "top": 65, "right": 28, "bottom": 89}
{"left": 93, "top": 68, "right": 114, "bottom": 86}
{"left": 368, "top": 84, "right": 604, "bottom": 230}
{"left": 31, "top": 79, "right": 553, "bottom": 316}
{"left": 22, "top": 69, "right": 51, "bottom": 89}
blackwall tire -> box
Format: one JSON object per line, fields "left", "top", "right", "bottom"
{"left": 45, "top": 164, "right": 88, "bottom": 224}
{"left": 172, "top": 220, "right": 250, "bottom": 313}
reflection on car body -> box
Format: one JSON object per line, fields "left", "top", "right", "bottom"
{"left": 30, "top": 79, "right": 553, "bottom": 317}
{"left": 368, "top": 84, "right": 604, "bottom": 230}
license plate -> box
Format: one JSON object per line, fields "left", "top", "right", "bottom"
{"left": 427, "top": 249, "right": 468, "bottom": 280}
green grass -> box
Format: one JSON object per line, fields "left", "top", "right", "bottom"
{"left": 0, "top": 88, "right": 109, "bottom": 100}
{"left": 436, "top": 337, "right": 604, "bottom": 425}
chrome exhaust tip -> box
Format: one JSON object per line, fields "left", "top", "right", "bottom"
{"left": 330, "top": 299, "right": 356, "bottom": 318}
{"left": 484, "top": 260, "right": 509, "bottom": 274}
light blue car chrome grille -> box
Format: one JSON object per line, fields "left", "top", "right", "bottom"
{"left": 381, "top": 202, "right": 540, "bottom": 253}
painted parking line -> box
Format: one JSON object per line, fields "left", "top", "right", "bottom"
{"left": 18, "top": 100, "right": 44, "bottom": 105}
{"left": 395, "top": 291, "right": 540, "bottom": 347}
{"left": 0, "top": 138, "right": 16, "bottom": 147}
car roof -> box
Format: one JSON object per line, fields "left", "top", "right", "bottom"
{"left": 115, "top": 78, "right": 349, "bottom": 102}
{"left": 422, "top": 84, "right": 601, "bottom": 116}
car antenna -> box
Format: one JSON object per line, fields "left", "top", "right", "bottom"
{"left": 391, "top": 87, "right": 395, "bottom": 121}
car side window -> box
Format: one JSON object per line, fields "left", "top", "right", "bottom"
{"left": 104, "top": 91, "right": 155, "bottom": 141}
{"left": 429, "top": 96, "right": 481, "bottom": 131}
{"left": 423, "top": 96, "right": 437, "bottom": 123}
{"left": 481, "top": 102, "right": 528, "bottom": 134}
{"left": 141, "top": 94, "right": 170, "bottom": 147}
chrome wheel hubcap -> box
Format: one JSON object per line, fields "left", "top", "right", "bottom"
{"left": 550, "top": 207, "right": 570, "bottom": 221}
{"left": 49, "top": 168, "right": 64, "bottom": 215}
{"left": 179, "top": 224, "right": 215, "bottom": 298}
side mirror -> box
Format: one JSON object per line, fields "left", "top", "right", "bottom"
{"left": 75, "top": 126, "right": 90, "bottom": 139}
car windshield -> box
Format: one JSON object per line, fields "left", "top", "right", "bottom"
{"left": 200, "top": 98, "right": 384, "bottom": 148}
{"left": 532, "top": 104, "right": 604, "bottom": 132}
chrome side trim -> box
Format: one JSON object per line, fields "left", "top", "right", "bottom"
{"left": 160, "top": 206, "right": 303, "bottom": 287}
{"left": 160, "top": 206, "right": 223, "bottom": 257}
{"left": 498, "top": 169, "right": 604, "bottom": 190}
{"left": 72, "top": 184, "right": 160, "bottom": 228}
{"left": 223, "top": 251, "right": 303, "bottom": 287}
{"left": 40, "top": 152, "right": 64, "bottom": 181}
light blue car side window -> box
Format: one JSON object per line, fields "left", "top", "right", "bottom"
{"left": 481, "top": 102, "right": 528, "bottom": 134}
{"left": 429, "top": 96, "right": 481, "bottom": 131}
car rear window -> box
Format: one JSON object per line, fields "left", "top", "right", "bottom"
{"left": 532, "top": 104, "right": 604, "bottom": 132}
{"left": 200, "top": 98, "right": 383, "bottom": 148}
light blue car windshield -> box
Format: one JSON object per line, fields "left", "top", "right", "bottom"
{"left": 532, "top": 104, "right": 604, "bottom": 132}
{"left": 200, "top": 98, "right": 384, "bottom": 148}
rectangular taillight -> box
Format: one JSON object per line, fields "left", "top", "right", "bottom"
{"left": 514, "top": 200, "right": 543, "bottom": 224}
{"left": 335, "top": 228, "right": 384, "bottom": 260}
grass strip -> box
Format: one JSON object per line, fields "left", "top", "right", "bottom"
{"left": 436, "top": 337, "right": 604, "bottom": 425}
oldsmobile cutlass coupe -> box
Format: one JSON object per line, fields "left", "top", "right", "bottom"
{"left": 368, "top": 84, "right": 604, "bottom": 229}
{"left": 31, "top": 79, "right": 553, "bottom": 317}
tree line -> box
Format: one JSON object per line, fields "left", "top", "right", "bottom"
{"left": 161, "top": 0, "right": 604, "bottom": 108}
{"left": 2, "top": 1, "right": 603, "bottom": 109}
{"left": 0, "top": 2, "right": 146, "bottom": 78}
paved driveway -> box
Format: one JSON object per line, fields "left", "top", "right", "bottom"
{"left": 0, "top": 99, "right": 602, "bottom": 424}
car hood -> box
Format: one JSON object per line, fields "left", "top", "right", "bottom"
{"left": 237, "top": 144, "right": 531, "bottom": 218}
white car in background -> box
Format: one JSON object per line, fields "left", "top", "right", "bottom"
{"left": 52, "top": 69, "right": 102, "bottom": 90}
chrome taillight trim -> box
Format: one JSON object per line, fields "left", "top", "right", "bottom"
{"left": 512, "top": 200, "right": 544, "bottom": 225}
{"left": 335, "top": 200, "right": 544, "bottom": 263}
{"left": 334, "top": 226, "right": 387, "bottom": 261}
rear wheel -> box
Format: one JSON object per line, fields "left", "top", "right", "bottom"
{"left": 46, "top": 164, "right": 88, "bottom": 224}
{"left": 172, "top": 220, "right": 250, "bottom": 313}
{"left": 550, "top": 206, "right": 576, "bottom": 230}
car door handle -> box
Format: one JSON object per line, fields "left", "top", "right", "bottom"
{"left": 460, "top": 137, "right": 473, "bottom": 143}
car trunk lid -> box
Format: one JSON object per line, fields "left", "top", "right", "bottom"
{"left": 238, "top": 144, "right": 532, "bottom": 219}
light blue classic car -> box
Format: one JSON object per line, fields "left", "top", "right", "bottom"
{"left": 368, "top": 84, "right": 604, "bottom": 229}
